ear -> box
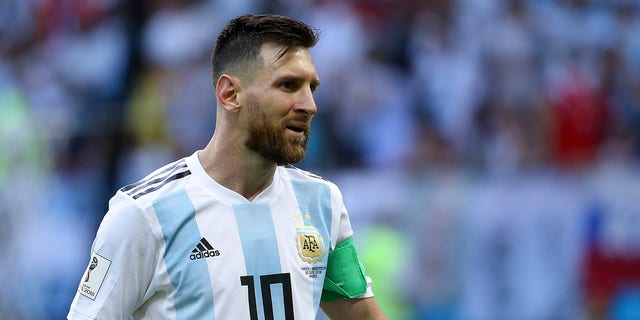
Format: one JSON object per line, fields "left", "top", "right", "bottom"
{"left": 215, "top": 74, "right": 241, "bottom": 112}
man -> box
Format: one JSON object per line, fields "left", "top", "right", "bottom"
{"left": 68, "top": 14, "right": 386, "bottom": 319}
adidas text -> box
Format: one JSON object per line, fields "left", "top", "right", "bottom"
{"left": 190, "top": 250, "right": 220, "bottom": 260}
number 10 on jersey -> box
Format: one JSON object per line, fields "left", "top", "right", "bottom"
{"left": 240, "top": 273, "right": 294, "bottom": 320}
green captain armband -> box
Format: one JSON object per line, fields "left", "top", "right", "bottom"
{"left": 321, "top": 237, "right": 368, "bottom": 302}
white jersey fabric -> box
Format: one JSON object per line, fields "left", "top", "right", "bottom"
{"left": 68, "top": 151, "right": 371, "bottom": 320}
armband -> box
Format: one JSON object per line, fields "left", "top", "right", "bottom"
{"left": 321, "top": 237, "right": 367, "bottom": 301}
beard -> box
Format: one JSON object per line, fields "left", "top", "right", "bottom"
{"left": 245, "top": 100, "right": 311, "bottom": 165}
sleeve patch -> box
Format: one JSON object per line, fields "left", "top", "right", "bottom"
{"left": 78, "top": 252, "right": 112, "bottom": 300}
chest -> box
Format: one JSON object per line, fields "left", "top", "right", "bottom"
{"left": 155, "top": 200, "right": 332, "bottom": 319}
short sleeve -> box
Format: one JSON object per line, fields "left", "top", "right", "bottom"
{"left": 68, "top": 192, "right": 159, "bottom": 320}
{"left": 322, "top": 184, "right": 374, "bottom": 301}
{"left": 331, "top": 185, "right": 355, "bottom": 247}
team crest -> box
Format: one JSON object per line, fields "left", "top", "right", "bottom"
{"left": 295, "top": 226, "right": 326, "bottom": 264}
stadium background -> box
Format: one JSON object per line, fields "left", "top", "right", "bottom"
{"left": 1, "top": 0, "right": 640, "bottom": 319}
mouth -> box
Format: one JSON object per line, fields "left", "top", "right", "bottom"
{"left": 286, "top": 125, "right": 305, "bottom": 136}
{"left": 285, "top": 123, "right": 308, "bottom": 137}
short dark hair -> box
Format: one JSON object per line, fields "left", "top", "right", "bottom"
{"left": 211, "top": 14, "right": 320, "bottom": 86}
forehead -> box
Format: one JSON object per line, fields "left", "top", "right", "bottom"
{"left": 256, "top": 43, "right": 318, "bottom": 80}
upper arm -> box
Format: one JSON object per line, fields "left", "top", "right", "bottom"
{"left": 320, "top": 297, "right": 387, "bottom": 320}
{"left": 68, "top": 193, "right": 158, "bottom": 319}
{"left": 321, "top": 182, "right": 385, "bottom": 318}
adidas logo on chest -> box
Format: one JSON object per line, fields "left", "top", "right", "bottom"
{"left": 190, "top": 237, "right": 220, "bottom": 260}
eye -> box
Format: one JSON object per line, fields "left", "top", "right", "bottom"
{"left": 280, "top": 80, "right": 299, "bottom": 92}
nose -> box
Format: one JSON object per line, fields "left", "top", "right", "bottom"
{"left": 294, "top": 86, "right": 317, "bottom": 116}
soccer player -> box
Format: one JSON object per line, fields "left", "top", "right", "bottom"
{"left": 67, "top": 13, "right": 387, "bottom": 319}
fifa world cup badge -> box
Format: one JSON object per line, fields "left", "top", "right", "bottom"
{"left": 79, "top": 253, "right": 112, "bottom": 300}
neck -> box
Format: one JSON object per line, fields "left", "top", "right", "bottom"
{"left": 199, "top": 133, "right": 277, "bottom": 201}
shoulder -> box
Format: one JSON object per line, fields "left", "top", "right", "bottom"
{"left": 280, "top": 165, "right": 337, "bottom": 187}
{"left": 279, "top": 165, "right": 344, "bottom": 197}
{"left": 95, "top": 158, "right": 195, "bottom": 257}
{"left": 118, "top": 157, "right": 193, "bottom": 203}
{"left": 281, "top": 164, "right": 327, "bottom": 181}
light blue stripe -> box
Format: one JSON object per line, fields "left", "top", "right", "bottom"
{"left": 233, "top": 203, "right": 283, "bottom": 320}
{"left": 153, "top": 190, "right": 215, "bottom": 320}
{"left": 290, "top": 180, "right": 332, "bottom": 315}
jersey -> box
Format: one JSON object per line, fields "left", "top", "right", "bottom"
{"left": 67, "top": 151, "right": 372, "bottom": 319}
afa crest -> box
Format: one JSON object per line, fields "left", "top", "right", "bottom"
{"left": 295, "top": 226, "right": 326, "bottom": 264}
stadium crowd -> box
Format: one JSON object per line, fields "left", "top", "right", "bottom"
{"left": 1, "top": 0, "right": 640, "bottom": 319}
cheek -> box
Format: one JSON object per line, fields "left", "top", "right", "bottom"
{"left": 262, "top": 107, "right": 290, "bottom": 126}
{"left": 246, "top": 91, "right": 293, "bottom": 122}
{"left": 265, "top": 92, "right": 296, "bottom": 114}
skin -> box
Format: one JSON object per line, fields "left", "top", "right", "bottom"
{"left": 199, "top": 43, "right": 319, "bottom": 201}
{"left": 321, "top": 298, "right": 387, "bottom": 320}
{"left": 199, "top": 42, "right": 387, "bottom": 319}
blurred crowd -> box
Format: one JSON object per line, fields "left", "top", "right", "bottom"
{"left": 1, "top": 0, "right": 640, "bottom": 319}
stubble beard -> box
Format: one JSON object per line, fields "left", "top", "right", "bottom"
{"left": 245, "top": 101, "right": 310, "bottom": 165}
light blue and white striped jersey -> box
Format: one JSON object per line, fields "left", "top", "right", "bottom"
{"left": 68, "top": 151, "right": 371, "bottom": 319}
